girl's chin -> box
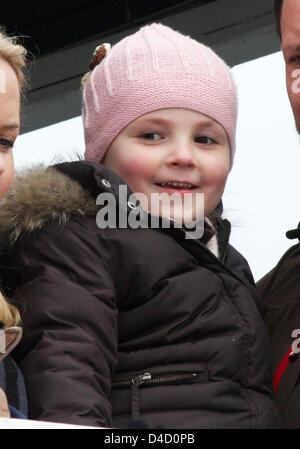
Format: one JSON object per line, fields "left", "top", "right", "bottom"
{"left": 133, "top": 192, "right": 206, "bottom": 223}
{"left": 161, "top": 209, "right": 204, "bottom": 225}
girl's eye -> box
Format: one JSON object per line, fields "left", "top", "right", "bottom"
{"left": 140, "top": 132, "right": 163, "bottom": 141}
{"left": 194, "top": 136, "right": 216, "bottom": 144}
{"left": 0, "top": 138, "right": 14, "bottom": 150}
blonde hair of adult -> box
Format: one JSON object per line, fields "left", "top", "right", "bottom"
{"left": 0, "top": 28, "right": 27, "bottom": 328}
{"left": 0, "top": 27, "right": 27, "bottom": 91}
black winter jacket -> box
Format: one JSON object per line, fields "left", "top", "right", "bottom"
{"left": 0, "top": 161, "right": 280, "bottom": 428}
{"left": 257, "top": 238, "right": 300, "bottom": 428}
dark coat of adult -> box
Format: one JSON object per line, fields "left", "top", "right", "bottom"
{"left": 257, "top": 236, "right": 300, "bottom": 429}
{"left": 0, "top": 161, "right": 280, "bottom": 429}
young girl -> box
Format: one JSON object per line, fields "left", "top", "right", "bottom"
{"left": 0, "top": 23, "right": 280, "bottom": 428}
{"left": 0, "top": 27, "right": 27, "bottom": 419}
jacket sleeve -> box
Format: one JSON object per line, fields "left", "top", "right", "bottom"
{"left": 1, "top": 217, "right": 118, "bottom": 428}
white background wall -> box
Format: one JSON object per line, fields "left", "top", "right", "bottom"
{"left": 13, "top": 51, "right": 300, "bottom": 281}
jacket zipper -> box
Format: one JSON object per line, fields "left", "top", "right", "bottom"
{"left": 112, "top": 371, "right": 205, "bottom": 421}
{"left": 112, "top": 371, "right": 202, "bottom": 388}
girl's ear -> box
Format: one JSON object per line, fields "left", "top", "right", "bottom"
{"left": 0, "top": 326, "right": 22, "bottom": 361}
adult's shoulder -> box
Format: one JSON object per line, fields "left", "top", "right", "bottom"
{"left": 256, "top": 242, "right": 300, "bottom": 302}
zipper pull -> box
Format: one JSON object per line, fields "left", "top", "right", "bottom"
{"left": 132, "top": 372, "right": 152, "bottom": 386}
{"left": 131, "top": 372, "right": 151, "bottom": 421}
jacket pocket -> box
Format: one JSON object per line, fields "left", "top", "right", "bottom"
{"left": 112, "top": 369, "right": 208, "bottom": 421}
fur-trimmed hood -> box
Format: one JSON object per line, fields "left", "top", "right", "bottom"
{"left": 0, "top": 164, "right": 98, "bottom": 247}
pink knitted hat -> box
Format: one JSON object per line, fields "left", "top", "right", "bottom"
{"left": 82, "top": 23, "right": 238, "bottom": 163}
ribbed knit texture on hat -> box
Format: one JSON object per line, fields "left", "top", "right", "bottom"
{"left": 83, "top": 23, "right": 238, "bottom": 163}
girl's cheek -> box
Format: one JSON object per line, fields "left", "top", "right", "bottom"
{"left": 206, "top": 163, "right": 229, "bottom": 187}
{"left": 215, "top": 161, "right": 230, "bottom": 182}
{"left": 119, "top": 155, "right": 153, "bottom": 178}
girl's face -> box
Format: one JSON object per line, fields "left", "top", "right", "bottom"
{"left": 0, "top": 57, "right": 20, "bottom": 197}
{"left": 103, "top": 108, "right": 231, "bottom": 223}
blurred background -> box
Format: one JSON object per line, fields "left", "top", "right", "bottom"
{"left": 2, "top": 0, "right": 299, "bottom": 280}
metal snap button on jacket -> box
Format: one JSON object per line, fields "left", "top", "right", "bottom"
{"left": 101, "top": 179, "right": 111, "bottom": 188}
{"left": 127, "top": 201, "right": 137, "bottom": 210}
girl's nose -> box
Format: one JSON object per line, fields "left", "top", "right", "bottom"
{"left": 166, "top": 141, "right": 195, "bottom": 168}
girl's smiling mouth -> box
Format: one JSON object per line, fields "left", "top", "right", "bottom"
{"left": 154, "top": 181, "right": 198, "bottom": 192}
